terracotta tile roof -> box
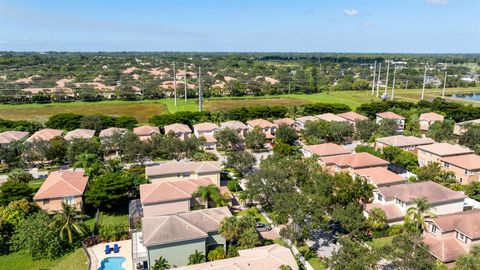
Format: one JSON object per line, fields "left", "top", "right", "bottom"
{"left": 320, "top": 152, "right": 389, "bottom": 169}
{"left": 146, "top": 161, "right": 221, "bottom": 177}
{"left": 0, "top": 131, "right": 29, "bottom": 144}
{"left": 33, "top": 171, "right": 88, "bottom": 200}
{"left": 164, "top": 123, "right": 192, "bottom": 134}
{"left": 142, "top": 207, "right": 231, "bottom": 247}
{"left": 140, "top": 178, "right": 213, "bottom": 204}
{"left": 337, "top": 112, "right": 368, "bottom": 122}
{"left": 26, "top": 128, "right": 63, "bottom": 143}
{"left": 99, "top": 127, "right": 127, "bottom": 138}
{"left": 273, "top": 118, "right": 295, "bottom": 126}
{"left": 420, "top": 112, "right": 444, "bottom": 122}
{"left": 426, "top": 209, "right": 480, "bottom": 239}
{"left": 220, "top": 121, "right": 248, "bottom": 130}
{"left": 133, "top": 126, "right": 160, "bottom": 136}
{"left": 264, "top": 131, "right": 274, "bottom": 139}
{"left": 375, "top": 135, "right": 434, "bottom": 148}
{"left": 202, "top": 134, "right": 218, "bottom": 144}
{"left": 296, "top": 116, "right": 318, "bottom": 123}
{"left": 193, "top": 122, "right": 219, "bottom": 132}
{"left": 365, "top": 203, "right": 405, "bottom": 222}
{"left": 377, "top": 181, "right": 466, "bottom": 204}
{"left": 441, "top": 154, "right": 480, "bottom": 170}
{"left": 376, "top": 111, "right": 405, "bottom": 120}
{"left": 418, "top": 143, "right": 473, "bottom": 157}
{"left": 315, "top": 113, "right": 348, "bottom": 122}
{"left": 303, "top": 143, "right": 351, "bottom": 157}
{"left": 175, "top": 244, "right": 298, "bottom": 270}
{"left": 355, "top": 167, "right": 405, "bottom": 187}
{"left": 247, "top": 119, "right": 274, "bottom": 129}
{"left": 64, "top": 129, "right": 95, "bottom": 141}
{"left": 423, "top": 234, "right": 468, "bottom": 263}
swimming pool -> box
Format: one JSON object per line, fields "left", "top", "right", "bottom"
{"left": 98, "top": 256, "right": 126, "bottom": 270}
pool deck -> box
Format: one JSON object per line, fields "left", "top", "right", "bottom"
{"left": 88, "top": 239, "right": 132, "bottom": 270}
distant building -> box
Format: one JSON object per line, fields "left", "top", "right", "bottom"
{"left": 164, "top": 123, "right": 192, "bottom": 140}
{"left": 193, "top": 122, "right": 220, "bottom": 150}
{"left": 417, "top": 143, "right": 473, "bottom": 167}
{"left": 315, "top": 113, "right": 348, "bottom": 123}
{"left": 220, "top": 121, "right": 248, "bottom": 137}
{"left": 376, "top": 112, "right": 405, "bottom": 132}
{"left": 337, "top": 111, "right": 369, "bottom": 126}
{"left": 246, "top": 119, "right": 275, "bottom": 141}
{"left": 0, "top": 131, "right": 29, "bottom": 145}
{"left": 302, "top": 143, "right": 351, "bottom": 158}
{"left": 419, "top": 112, "right": 444, "bottom": 132}
{"left": 354, "top": 167, "right": 405, "bottom": 188}
{"left": 295, "top": 116, "right": 318, "bottom": 130}
{"left": 26, "top": 128, "right": 63, "bottom": 143}
{"left": 64, "top": 129, "right": 95, "bottom": 142}
{"left": 454, "top": 119, "right": 480, "bottom": 136}
{"left": 145, "top": 161, "right": 221, "bottom": 186}
{"left": 375, "top": 135, "right": 434, "bottom": 152}
{"left": 133, "top": 126, "right": 160, "bottom": 141}
{"left": 440, "top": 154, "right": 480, "bottom": 184}
{"left": 319, "top": 152, "right": 389, "bottom": 177}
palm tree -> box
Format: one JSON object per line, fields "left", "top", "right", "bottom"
{"left": 207, "top": 246, "right": 226, "bottom": 261}
{"left": 219, "top": 216, "right": 239, "bottom": 242}
{"left": 188, "top": 250, "right": 206, "bottom": 265}
{"left": 151, "top": 257, "right": 170, "bottom": 270}
{"left": 405, "top": 198, "right": 435, "bottom": 233}
{"left": 74, "top": 152, "right": 103, "bottom": 177}
{"left": 194, "top": 184, "right": 224, "bottom": 209}
{"left": 367, "top": 208, "right": 387, "bottom": 231}
{"left": 49, "top": 202, "right": 88, "bottom": 245}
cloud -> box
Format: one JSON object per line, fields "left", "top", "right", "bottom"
{"left": 342, "top": 9, "right": 359, "bottom": 17}
{"left": 425, "top": 0, "right": 448, "bottom": 6}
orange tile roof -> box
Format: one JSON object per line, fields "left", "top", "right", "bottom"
{"left": 133, "top": 125, "right": 160, "bottom": 136}
{"left": 273, "top": 118, "right": 295, "bottom": 126}
{"left": 164, "top": 123, "right": 192, "bottom": 133}
{"left": 146, "top": 161, "right": 221, "bottom": 177}
{"left": 375, "top": 135, "right": 434, "bottom": 148}
{"left": 441, "top": 154, "right": 480, "bottom": 170}
{"left": 365, "top": 203, "right": 404, "bottom": 222}
{"left": 193, "top": 122, "right": 219, "bottom": 132}
{"left": 64, "top": 129, "right": 95, "bottom": 141}
{"left": 26, "top": 128, "right": 63, "bottom": 143}
{"left": 247, "top": 119, "right": 274, "bottom": 129}
{"left": 0, "top": 131, "right": 29, "bottom": 144}
{"left": 320, "top": 152, "right": 389, "bottom": 169}
{"left": 220, "top": 121, "right": 248, "bottom": 130}
{"left": 140, "top": 178, "right": 213, "bottom": 204}
{"left": 376, "top": 111, "right": 405, "bottom": 120}
{"left": 315, "top": 113, "right": 348, "bottom": 122}
{"left": 337, "top": 112, "right": 368, "bottom": 122}
{"left": 296, "top": 116, "right": 318, "bottom": 123}
{"left": 420, "top": 112, "right": 444, "bottom": 122}
{"left": 423, "top": 234, "right": 467, "bottom": 263}
{"left": 99, "top": 127, "right": 127, "bottom": 138}
{"left": 377, "top": 181, "right": 466, "bottom": 204}
{"left": 303, "top": 143, "right": 351, "bottom": 157}
{"left": 355, "top": 167, "right": 405, "bottom": 187}
{"left": 33, "top": 171, "right": 88, "bottom": 200}
{"left": 418, "top": 143, "right": 473, "bottom": 157}
{"left": 426, "top": 209, "right": 480, "bottom": 239}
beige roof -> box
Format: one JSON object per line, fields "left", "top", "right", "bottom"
{"left": 355, "top": 167, "right": 405, "bottom": 187}
{"left": 220, "top": 121, "right": 248, "bottom": 130}
{"left": 377, "top": 181, "right": 466, "bottom": 204}
{"left": 441, "top": 154, "right": 480, "bottom": 170}
{"left": 418, "top": 143, "right": 473, "bottom": 157}
{"left": 193, "top": 122, "right": 219, "bottom": 132}
{"left": 246, "top": 119, "right": 274, "bottom": 129}
{"left": 303, "top": 143, "right": 351, "bottom": 157}
{"left": 164, "top": 123, "right": 192, "bottom": 134}
{"left": 202, "top": 134, "right": 218, "bottom": 144}
{"left": 315, "top": 113, "right": 348, "bottom": 122}
{"left": 142, "top": 207, "right": 231, "bottom": 247}
{"left": 376, "top": 111, "right": 405, "bottom": 120}
{"left": 64, "top": 129, "right": 95, "bottom": 141}
{"left": 375, "top": 135, "right": 434, "bottom": 148}
{"left": 33, "top": 171, "right": 88, "bottom": 200}
{"left": 146, "top": 161, "right": 221, "bottom": 177}
{"left": 140, "top": 178, "right": 213, "bottom": 204}
{"left": 99, "top": 127, "right": 127, "bottom": 138}
{"left": 337, "top": 112, "right": 369, "bottom": 122}
{"left": 0, "top": 131, "right": 29, "bottom": 144}
{"left": 26, "top": 128, "right": 63, "bottom": 143}
{"left": 426, "top": 210, "right": 480, "bottom": 240}
{"left": 296, "top": 116, "right": 318, "bottom": 123}
{"left": 420, "top": 112, "right": 444, "bottom": 122}
{"left": 365, "top": 203, "right": 405, "bottom": 222}
{"left": 454, "top": 119, "right": 480, "bottom": 135}
{"left": 133, "top": 126, "right": 160, "bottom": 136}
{"left": 423, "top": 234, "right": 468, "bottom": 263}
{"left": 320, "top": 152, "right": 389, "bottom": 169}
{"left": 273, "top": 118, "right": 295, "bottom": 126}
{"left": 175, "top": 244, "right": 298, "bottom": 270}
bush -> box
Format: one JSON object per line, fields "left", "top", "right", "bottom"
{"left": 98, "top": 223, "right": 130, "bottom": 241}
{"left": 227, "top": 180, "right": 241, "bottom": 192}
{"left": 192, "top": 151, "right": 218, "bottom": 161}
{"left": 386, "top": 225, "right": 404, "bottom": 236}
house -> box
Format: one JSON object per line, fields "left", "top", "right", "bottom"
{"left": 423, "top": 210, "right": 480, "bottom": 263}
{"left": 133, "top": 126, "right": 160, "bottom": 141}
{"left": 64, "top": 129, "right": 95, "bottom": 142}
{"left": 33, "top": 171, "right": 88, "bottom": 213}
{"left": 0, "top": 131, "right": 29, "bottom": 145}
{"left": 302, "top": 143, "right": 351, "bottom": 158}
{"left": 140, "top": 178, "right": 213, "bottom": 217}
{"left": 295, "top": 116, "right": 318, "bottom": 130}
{"left": 417, "top": 143, "right": 473, "bottom": 167}
{"left": 454, "top": 119, "right": 480, "bottom": 136}
{"left": 315, "top": 113, "right": 348, "bottom": 123}
{"left": 246, "top": 119, "right": 275, "bottom": 141}
{"left": 175, "top": 244, "right": 298, "bottom": 270}
{"left": 193, "top": 122, "right": 220, "bottom": 150}
{"left": 145, "top": 161, "right": 221, "bottom": 186}
{"left": 337, "top": 111, "right": 369, "bottom": 125}
{"left": 375, "top": 135, "right": 434, "bottom": 152}
{"left": 99, "top": 127, "right": 127, "bottom": 139}
{"left": 440, "top": 154, "right": 480, "bottom": 184}
{"left": 319, "top": 152, "right": 389, "bottom": 177}
{"left": 354, "top": 167, "right": 405, "bottom": 188}
{"left": 99, "top": 127, "right": 128, "bottom": 159}
{"left": 26, "top": 128, "right": 63, "bottom": 143}
{"left": 164, "top": 123, "right": 192, "bottom": 140}
{"left": 365, "top": 181, "right": 466, "bottom": 225}
{"left": 376, "top": 112, "right": 405, "bottom": 132}
{"left": 419, "top": 112, "right": 444, "bottom": 132}
{"left": 272, "top": 118, "right": 296, "bottom": 132}
{"left": 140, "top": 207, "right": 231, "bottom": 268}
{"left": 220, "top": 121, "right": 248, "bottom": 137}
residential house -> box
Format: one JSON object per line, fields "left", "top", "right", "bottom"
{"left": 453, "top": 118, "right": 480, "bottom": 136}
{"left": 375, "top": 135, "right": 434, "bottom": 153}
{"left": 295, "top": 116, "right": 318, "bottom": 130}
{"left": 337, "top": 111, "right": 369, "bottom": 124}
{"left": 301, "top": 143, "right": 351, "bottom": 158}
{"left": 417, "top": 143, "right": 473, "bottom": 167}
{"left": 99, "top": 127, "right": 128, "bottom": 159}
{"left": 133, "top": 126, "right": 160, "bottom": 141}
{"left": 64, "top": 129, "right": 95, "bottom": 142}
{"left": 99, "top": 127, "right": 127, "bottom": 139}
{"left": 440, "top": 154, "right": 480, "bottom": 184}
{"left": 423, "top": 210, "right": 480, "bottom": 264}
{"left": 376, "top": 112, "right": 405, "bottom": 132}
{"left": 354, "top": 167, "right": 405, "bottom": 188}
{"left": 33, "top": 171, "right": 88, "bottom": 213}
{"left": 246, "top": 119, "right": 275, "bottom": 140}
{"left": 175, "top": 244, "right": 298, "bottom": 270}
{"left": 272, "top": 118, "right": 296, "bottom": 133}
{"left": 26, "top": 128, "right": 63, "bottom": 143}
{"left": 164, "top": 123, "right": 192, "bottom": 140}
{"left": 145, "top": 161, "right": 221, "bottom": 186}
{"left": 319, "top": 152, "right": 389, "bottom": 177}
{"left": 0, "top": 131, "right": 29, "bottom": 145}
{"left": 419, "top": 112, "right": 444, "bottom": 132}
{"left": 365, "top": 181, "right": 466, "bottom": 225}
{"left": 193, "top": 122, "right": 220, "bottom": 150}
{"left": 220, "top": 121, "right": 248, "bottom": 137}
{"left": 315, "top": 113, "right": 348, "bottom": 123}
{"left": 139, "top": 207, "right": 231, "bottom": 268}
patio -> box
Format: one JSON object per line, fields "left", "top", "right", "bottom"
{"left": 88, "top": 239, "right": 132, "bottom": 270}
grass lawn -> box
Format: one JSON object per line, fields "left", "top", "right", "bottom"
{"left": 235, "top": 206, "right": 269, "bottom": 224}
{"left": 366, "top": 235, "right": 395, "bottom": 249}
{"left": 0, "top": 248, "right": 88, "bottom": 270}
{"left": 83, "top": 211, "right": 129, "bottom": 230}
{"left": 308, "top": 257, "right": 327, "bottom": 270}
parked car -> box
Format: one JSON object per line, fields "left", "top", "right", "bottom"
{"left": 256, "top": 222, "right": 271, "bottom": 232}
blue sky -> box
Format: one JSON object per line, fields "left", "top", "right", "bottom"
{"left": 0, "top": 0, "right": 478, "bottom": 53}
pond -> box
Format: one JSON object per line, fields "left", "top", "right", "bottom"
{"left": 450, "top": 93, "right": 480, "bottom": 101}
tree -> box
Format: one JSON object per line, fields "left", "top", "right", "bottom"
{"left": 414, "top": 163, "right": 457, "bottom": 187}
{"left": 366, "top": 207, "right": 387, "bottom": 231}
{"left": 207, "top": 246, "right": 226, "bottom": 261}
{"left": 46, "top": 136, "right": 68, "bottom": 164}
{"left": 7, "top": 168, "right": 33, "bottom": 183}
{"left": 327, "top": 237, "right": 380, "bottom": 270}
{"left": 331, "top": 203, "right": 368, "bottom": 239}
{"left": 378, "top": 119, "right": 398, "bottom": 137}
{"left": 214, "top": 128, "right": 242, "bottom": 151}
{"left": 465, "top": 182, "right": 480, "bottom": 201}
{"left": 237, "top": 227, "right": 260, "bottom": 249}
{"left": 119, "top": 131, "right": 150, "bottom": 163}
{"left": 458, "top": 125, "right": 480, "bottom": 150}
{"left": 193, "top": 184, "right": 225, "bottom": 209}
{"left": 274, "top": 124, "right": 298, "bottom": 145}
{"left": 245, "top": 126, "right": 266, "bottom": 151}
{"left": 328, "top": 121, "right": 354, "bottom": 144}
{"left": 45, "top": 113, "right": 82, "bottom": 131}
{"left": 404, "top": 198, "right": 434, "bottom": 233}
{"left": 354, "top": 119, "right": 378, "bottom": 142}
{"left": 352, "top": 78, "right": 371, "bottom": 90}
{"left": 301, "top": 120, "right": 329, "bottom": 144}
{"left": 49, "top": 202, "right": 88, "bottom": 246}
{"left": 382, "top": 146, "right": 418, "bottom": 171}
{"left": 84, "top": 172, "right": 136, "bottom": 210}
{"left": 383, "top": 232, "right": 435, "bottom": 270}
{"left": 188, "top": 250, "right": 206, "bottom": 265}
{"left": 428, "top": 120, "right": 454, "bottom": 142}
{"left": 225, "top": 150, "right": 256, "bottom": 176}
{"left": 0, "top": 199, "right": 37, "bottom": 254}
{"left": 0, "top": 181, "right": 33, "bottom": 206}
{"left": 151, "top": 257, "right": 170, "bottom": 270}
{"left": 0, "top": 140, "right": 25, "bottom": 169}
{"left": 73, "top": 152, "right": 104, "bottom": 178}
{"left": 67, "top": 137, "right": 101, "bottom": 163}
{"left": 80, "top": 115, "right": 104, "bottom": 132}
{"left": 454, "top": 245, "right": 480, "bottom": 270}
{"left": 219, "top": 215, "right": 259, "bottom": 249}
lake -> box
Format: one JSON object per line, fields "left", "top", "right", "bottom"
{"left": 450, "top": 93, "right": 480, "bottom": 101}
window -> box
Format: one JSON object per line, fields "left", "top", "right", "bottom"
{"left": 430, "top": 224, "right": 437, "bottom": 234}
{"left": 43, "top": 199, "right": 50, "bottom": 205}
{"left": 444, "top": 162, "right": 449, "bottom": 168}
{"left": 177, "top": 172, "right": 190, "bottom": 178}
{"left": 395, "top": 199, "right": 405, "bottom": 208}
{"left": 64, "top": 196, "right": 76, "bottom": 205}
{"left": 457, "top": 232, "right": 467, "bottom": 243}
{"left": 377, "top": 193, "right": 383, "bottom": 202}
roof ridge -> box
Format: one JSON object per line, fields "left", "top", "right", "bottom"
{"left": 58, "top": 172, "right": 84, "bottom": 194}
{"left": 176, "top": 214, "right": 210, "bottom": 235}
{"left": 143, "top": 217, "right": 169, "bottom": 245}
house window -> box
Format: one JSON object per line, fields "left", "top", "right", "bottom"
{"left": 457, "top": 232, "right": 467, "bottom": 243}
{"left": 444, "top": 162, "right": 449, "bottom": 168}
{"left": 377, "top": 193, "right": 383, "bottom": 201}
{"left": 177, "top": 172, "right": 190, "bottom": 178}
{"left": 430, "top": 224, "right": 437, "bottom": 234}
{"left": 43, "top": 199, "right": 50, "bottom": 205}
{"left": 395, "top": 198, "right": 405, "bottom": 208}
{"left": 64, "top": 196, "right": 76, "bottom": 205}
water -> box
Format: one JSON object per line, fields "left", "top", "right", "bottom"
{"left": 450, "top": 93, "right": 480, "bottom": 101}
{"left": 98, "top": 257, "right": 126, "bottom": 270}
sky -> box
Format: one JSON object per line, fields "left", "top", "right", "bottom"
{"left": 0, "top": 0, "right": 478, "bottom": 53}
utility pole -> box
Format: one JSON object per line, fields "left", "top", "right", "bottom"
{"left": 421, "top": 65, "right": 427, "bottom": 100}
{"left": 198, "top": 66, "right": 202, "bottom": 112}
{"left": 173, "top": 61, "right": 177, "bottom": 106}
{"left": 442, "top": 71, "right": 447, "bottom": 98}
{"left": 184, "top": 62, "right": 187, "bottom": 101}
{"left": 391, "top": 66, "right": 397, "bottom": 100}
{"left": 384, "top": 61, "right": 390, "bottom": 97}
{"left": 288, "top": 81, "right": 291, "bottom": 94}
{"left": 376, "top": 62, "right": 382, "bottom": 97}
{"left": 371, "top": 61, "right": 377, "bottom": 95}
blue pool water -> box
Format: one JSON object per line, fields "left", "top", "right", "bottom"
{"left": 98, "top": 257, "right": 126, "bottom": 270}
{"left": 450, "top": 93, "right": 480, "bottom": 101}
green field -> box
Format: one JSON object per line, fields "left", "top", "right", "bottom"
{"left": 0, "top": 248, "right": 88, "bottom": 270}
{"left": 0, "top": 87, "right": 478, "bottom": 124}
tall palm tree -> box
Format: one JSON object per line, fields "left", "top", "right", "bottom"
{"left": 405, "top": 198, "right": 435, "bottom": 233}
{"left": 49, "top": 202, "right": 88, "bottom": 245}
{"left": 367, "top": 207, "right": 387, "bottom": 231}
{"left": 188, "top": 250, "right": 206, "bottom": 265}
{"left": 194, "top": 184, "right": 224, "bottom": 209}
{"left": 219, "top": 216, "right": 239, "bottom": 242}
{"left": 151, "top": 257, "right": 170, "bottom": 270}
{"left": 74, "top": 152, "right": 103, "bottom": 177}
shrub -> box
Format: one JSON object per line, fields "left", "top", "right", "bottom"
{"left": 227, "top": 180, "right": 241, "bottom": 192}
{"left": 386, "top": 225, "right": 404, "bottom": 236}
{"left": 98, "top": 223, "right": 130, "bottom": 241}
